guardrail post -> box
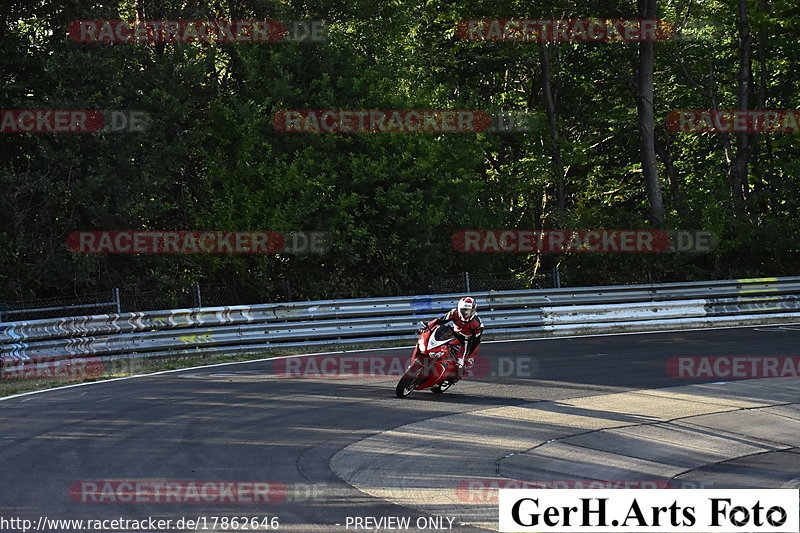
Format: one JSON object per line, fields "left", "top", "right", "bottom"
{"left": 464, "top": 272, "right": 471, "bottom": 293}
{"left": 282, "top": 280, "right": 292, "bottom": 301}
{"left": 113, "top": 288, "right": 121, "bottom": 314}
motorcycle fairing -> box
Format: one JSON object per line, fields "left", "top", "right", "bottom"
{"left": 415, "top": 362, "right": 448, "bottom": 390}
{"left": 419, "top": 325, "right": 459, "bottom": 353}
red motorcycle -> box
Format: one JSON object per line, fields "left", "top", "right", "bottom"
{"left": 395, "top": 322, "right": 472, "bottom": 398}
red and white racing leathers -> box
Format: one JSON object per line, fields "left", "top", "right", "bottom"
{"left": 427, "top": 309, "right": 484, "bottom": 371}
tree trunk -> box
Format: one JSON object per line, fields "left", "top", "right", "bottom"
{"left": 636, "top": 0, "right": 665, "bottom": 227}
{"left": 539, "top": 42, "right": 565, "bottom": 217}
{"left": 654, "top": 133, "right": 689, "bottom": 223}
{"left": 728, "top": 0, "right": 754, "bottom": 217}
{"left": 750, "top": 0, "right": 770, "bottom": 214}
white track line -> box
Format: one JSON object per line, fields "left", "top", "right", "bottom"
{"left": 2, "top": 321, "right": 798, "bottom": 403}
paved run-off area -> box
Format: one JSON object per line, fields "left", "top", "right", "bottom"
{"left": 332, "top": 378, "right": 800, "bottom": 531}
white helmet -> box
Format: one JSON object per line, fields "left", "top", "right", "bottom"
{"left": 457, "top": 297, "right": 477, "bottom": 321}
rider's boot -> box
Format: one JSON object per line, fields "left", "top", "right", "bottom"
{"left": 449, "top": 345, "right": 469, "bottom": 384}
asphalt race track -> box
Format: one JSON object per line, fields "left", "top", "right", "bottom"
{"left": 1, "top": 325, "right": 799, "bottom": 532}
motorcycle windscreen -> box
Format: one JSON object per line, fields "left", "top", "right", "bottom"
{"left": 415, "top": 361, "right": 448, "bottom": 390}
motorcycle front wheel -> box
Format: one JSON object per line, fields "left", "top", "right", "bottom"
{"left": 395, "top": 373, "right": 424, "bottom": 398}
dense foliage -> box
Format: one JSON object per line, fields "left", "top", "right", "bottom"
{"left": 2, "top": 0, "right": 798, "bottom": 303}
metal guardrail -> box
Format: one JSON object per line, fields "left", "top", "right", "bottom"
{"left": 2, "top": 277, "right": 800, "bottom": 376}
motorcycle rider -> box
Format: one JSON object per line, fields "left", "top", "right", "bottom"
{"left": 423, "top": 296, "right": 484, "bottom": 379}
